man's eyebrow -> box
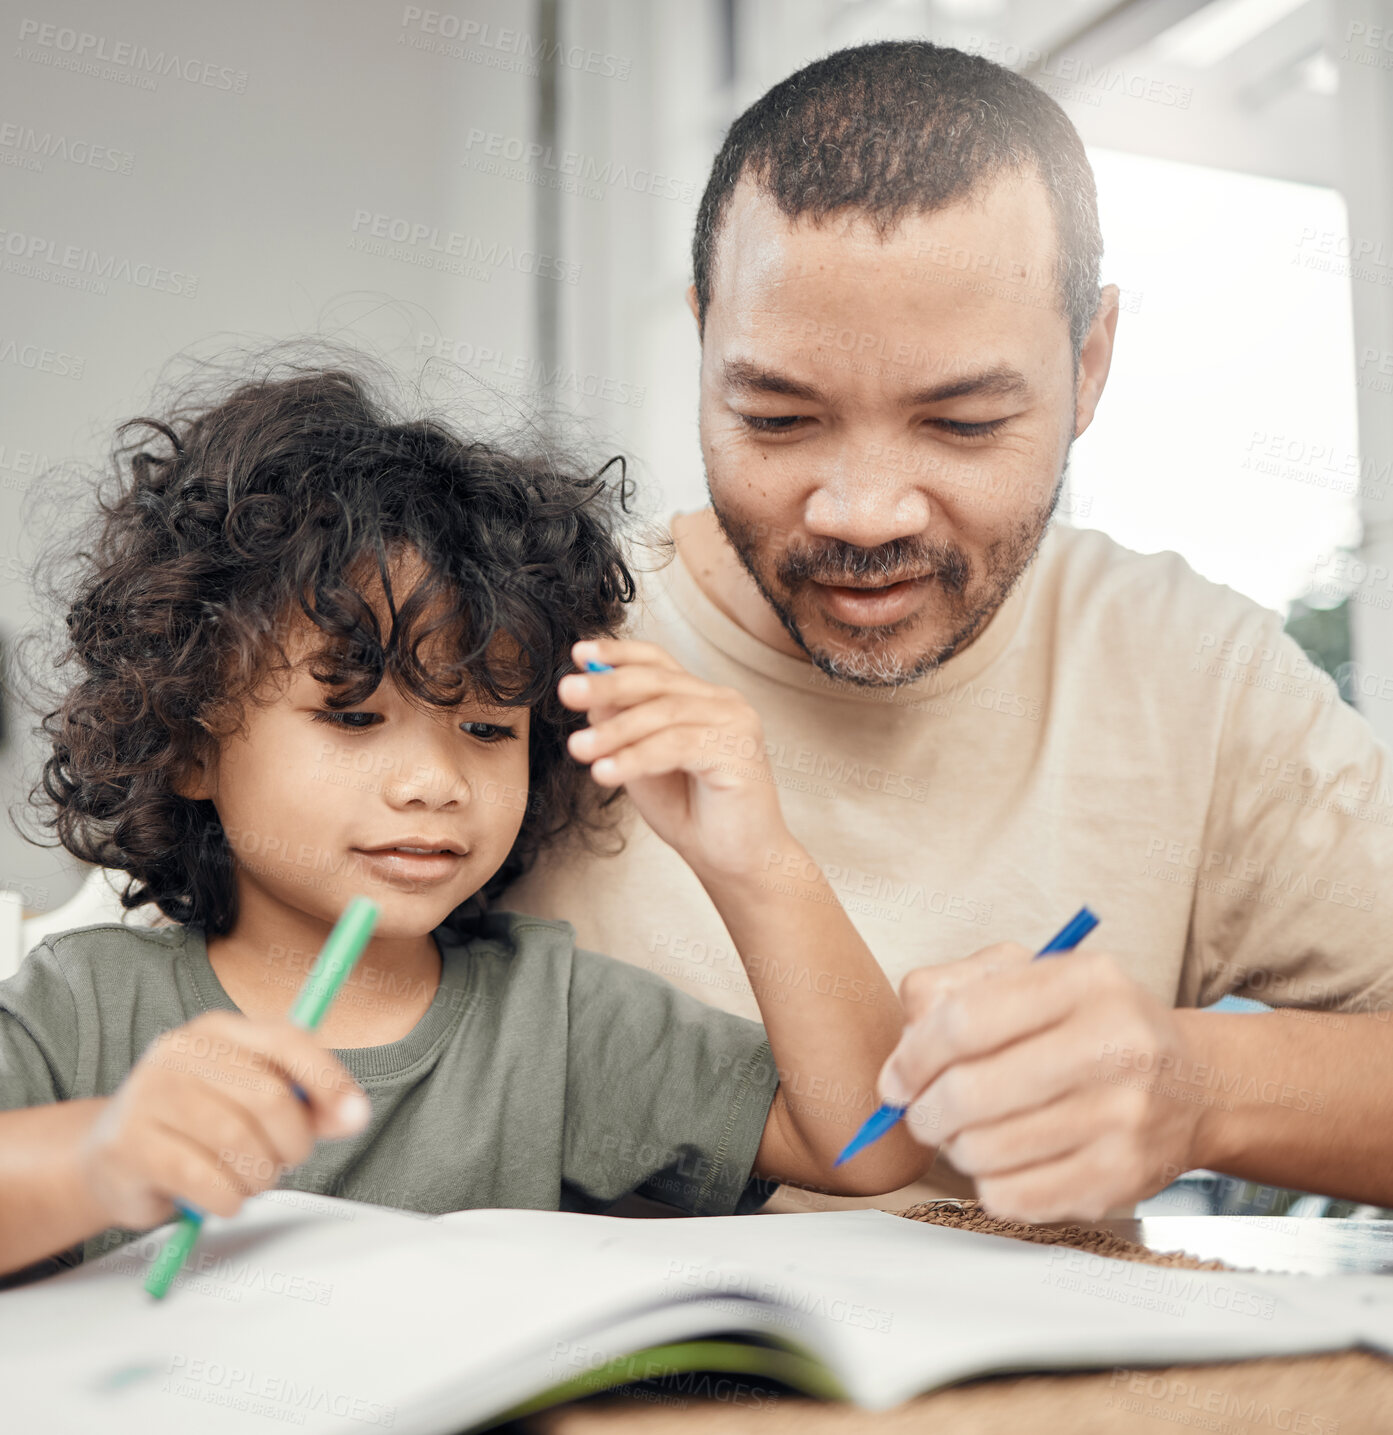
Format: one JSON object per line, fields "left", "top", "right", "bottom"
{"left": 720, "top": 358, "right": 1030, "bottom": 405}
{"left": 904, "top": 367, "right": 1031, "bottom": 404}
{"left": 721, "top": 359, "right": 824, "bottom": 402}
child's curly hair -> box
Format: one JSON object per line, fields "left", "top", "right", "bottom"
{"left": 28, "top": 357, "right": 636, "bottom": 935}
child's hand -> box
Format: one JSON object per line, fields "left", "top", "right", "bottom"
{"left": 559, "top": 638, "right": 788, "bottom": 881}
{"left": 77, "top": 1011, "right": 370, "bottom": 1230}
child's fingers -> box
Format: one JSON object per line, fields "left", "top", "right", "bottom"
{"left": 100, "top": 1073, "right": 290, "bottom": 1215}
{"left": 583, "top": 724, "right": 737, "bottom": 787}
{"left": 207, "top": 1016, "right": 371, "bottom": 1140}
{"left": 134, "top": 1013, "right": 366, "bottom": 1176}
{"left": 232, "top": 1086, "right": 318, "bottom": 1171}
{"left": 572, "top": 637, "right": 684, "bottom": 673}
{"left": 145, "top": 1117, "right": 264, "bottom": 1219}
{"left": 83, "top": 1015, "right": 358, "bottom": 1230}
{"left": 568, "top": 694, "right": 749, "bottom": 766}
{"left": 178, "top": 1071, "right": 319, "bottom": 1181}
{"left": 86, "top": 1108, "right": 263, "bottom": 1227}
{"left": 185, "top": 1028, "right": 328, "bottom": 1167}
{"left": 558, "top": 662, "right": 717, "bottom": 717}
{"left": 161, "top": 1075, "right": 303, "bottom": 1185}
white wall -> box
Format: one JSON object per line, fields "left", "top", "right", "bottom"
{"left": 551, "top": 0, "right": 721, "bottom": 525}
{"left": 1, "top": 0, "right": 542, "bottom": 907}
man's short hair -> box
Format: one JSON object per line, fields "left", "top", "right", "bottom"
{"left": 692, "top": 40, "right": 1103, "bottom": 363}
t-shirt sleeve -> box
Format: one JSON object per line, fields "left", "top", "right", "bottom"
{"left": 1182, "top": 609, "right": 1393, "bottom": 1014}
{"left": 561, "top": 946, "right": 779, "bottom": 1216}
{"left": 0, "top": 940, "right": 80, "bottom": 1109}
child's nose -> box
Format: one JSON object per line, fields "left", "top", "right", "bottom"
{"left": 378, "top": 754, "right": 469, "bottom": 809}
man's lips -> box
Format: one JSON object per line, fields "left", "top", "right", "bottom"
{"left": 810, "top": 575, "right": 929, "bottom": 626}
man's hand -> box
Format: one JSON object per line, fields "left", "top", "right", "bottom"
{"left": 558, "top": 637, "right": 787, "bottom": 881}
{"left": 878, "top": 944, "right": 1205, "bottom": 1222}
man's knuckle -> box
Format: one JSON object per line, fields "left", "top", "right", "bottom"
{"left": 938, "top": 1063, "right": 977, "bottom": 1116}
{"left": 978, "top": 1172, "right": 1030, "bottom": 1220}
{"left": 1084, "top": 949, "right": 1122, "bottom": 985}
{"left": 950, "top": 1129, "right": 988, "bottom": 1173}
{"left": 936, "top": 992, "right": 974, "bottom": 1045}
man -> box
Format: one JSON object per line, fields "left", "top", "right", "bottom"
{"left": 503, "top": 40, "right": 1393, "bottom": 1219}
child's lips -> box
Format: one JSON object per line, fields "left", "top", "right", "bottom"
{"left": 351, "top": 846, "right": 467, "bottom": 885}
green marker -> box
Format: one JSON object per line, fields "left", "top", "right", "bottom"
{"left": 144, "top": 896, "right": 380, "bottom": 1299}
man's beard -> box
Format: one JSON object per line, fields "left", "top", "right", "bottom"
{"left": 710, "top": 466, "right": 1065, "bottom": 689}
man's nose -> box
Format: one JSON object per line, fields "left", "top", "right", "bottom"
{"left": 802, "top": 454, "right": 933, "bottom": 551}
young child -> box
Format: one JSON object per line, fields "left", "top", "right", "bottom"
{"left": 0, "top": 360, "right": 929, "bottom": 1281}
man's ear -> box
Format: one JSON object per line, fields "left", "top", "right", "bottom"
{"left": 1074, "top": 282, "right": 1120, "bottom": 440}
{"left": 685, "top": 282, "right": 701, "bottom": 334}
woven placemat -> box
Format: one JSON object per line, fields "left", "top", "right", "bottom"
{"left": 895, "top": 1198, "right": 1232, "bottom": 1268}
{"left": 527, "top": 1203, "right": 1391, "bottom": 1435}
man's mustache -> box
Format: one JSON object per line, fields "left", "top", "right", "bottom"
{"left": 778, "top": 539, "right": 971, "bottom": 594}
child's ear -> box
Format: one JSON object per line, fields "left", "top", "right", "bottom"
{"left": 173, "top": 750, "right": 217, "bottom": 802}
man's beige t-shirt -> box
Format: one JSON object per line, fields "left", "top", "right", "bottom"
{"left": 502, "top": 518, "right": 1393, "bottom": 1207}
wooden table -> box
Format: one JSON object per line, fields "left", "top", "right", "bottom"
{"left": 522, "top": 1214, "right": 1393, "bottom": 1435}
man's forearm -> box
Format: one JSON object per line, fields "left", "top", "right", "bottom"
{"left": 0, "top": 1099, "right": 116, "bottom": 1276}
{"left": 1179, "top": 1008, "right": 1393, "bottom": 1205}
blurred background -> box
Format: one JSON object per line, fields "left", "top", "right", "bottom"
{"left": 2, "top": 0, "right": 1391, "bottom": 1213}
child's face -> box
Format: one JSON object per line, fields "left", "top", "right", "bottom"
{"left": 184, "top": 587, "right": 532, "bottom": 942}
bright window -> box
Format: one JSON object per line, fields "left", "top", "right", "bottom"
{"left": 1066, "top": 146, "right": 1361, "bottom": 617}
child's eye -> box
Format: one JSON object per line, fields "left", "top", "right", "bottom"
{"left": 461, "top": 721, "right": 517, "bottom": 743}
{"left": 312, "top": 710, "right": 380, "bottom": 730}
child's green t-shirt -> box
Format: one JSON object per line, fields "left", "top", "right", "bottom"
{"left": 0, "top": 910, "right": 778, "bottom": 1273}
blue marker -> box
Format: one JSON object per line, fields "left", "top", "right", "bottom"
{"left": 834, "top": 906, "right": 1100, "bottom": 1167}
{"left": 584, "top": 660, "right": 614, "bottom": 673}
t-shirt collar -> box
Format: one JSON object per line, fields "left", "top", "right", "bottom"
{"left": 180, "top": 923, "right": 477, "bottom": 1082}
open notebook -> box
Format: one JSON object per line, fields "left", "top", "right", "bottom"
{"left": 2, "top": 1191, "right": 1392, "bottom": 1434}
